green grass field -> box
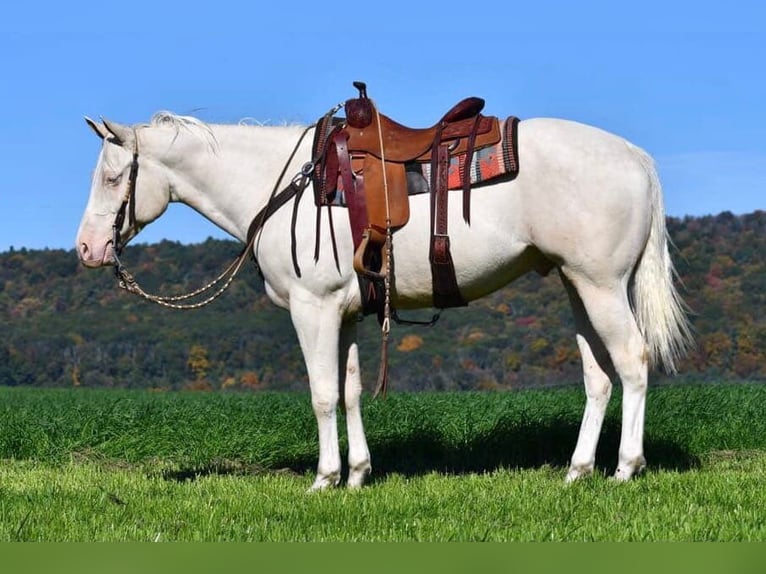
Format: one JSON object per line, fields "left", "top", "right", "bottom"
{"left": 0, "top": 383, "right": 765, "bottom": 541}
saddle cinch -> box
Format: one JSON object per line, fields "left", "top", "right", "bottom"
{"left": 315, "top": 81, "right": 504, "bottom": 310}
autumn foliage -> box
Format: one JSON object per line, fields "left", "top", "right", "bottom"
{"left": 2, "top": 211, "right": 765, "bottom": 391}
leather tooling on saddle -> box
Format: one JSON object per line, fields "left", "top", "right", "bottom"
{"left": 311, "top": 82, "right": 520, "bottom": 317}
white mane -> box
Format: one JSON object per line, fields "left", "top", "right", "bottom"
{"left": 236, "top": 117, "right": 304, "bottom": 127}
{"left": 148, "top": 110, "right": 208, "bottom": 130}
{"left": 146, "top": 111, "right": 218, "bottom": 152}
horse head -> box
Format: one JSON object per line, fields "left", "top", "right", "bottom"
{"left": 76, "top": 117, "right": 171, "bottom": 267}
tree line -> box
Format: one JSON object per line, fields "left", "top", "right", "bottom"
{"left": 2, "top": 210, "right": 765, "bottom": 392}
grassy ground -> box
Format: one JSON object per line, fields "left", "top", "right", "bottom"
{"left": 1, "top": 452, "right": 765, "bottom": 541}
{"left": 0, "top": 383, "right": 765, "bottom": 541}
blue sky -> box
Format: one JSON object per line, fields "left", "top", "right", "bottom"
{"left": 0, "top": 0, "right": 763, "bottom": 252}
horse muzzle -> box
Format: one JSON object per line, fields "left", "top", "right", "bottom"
{"left": 78, "top": 240, "right": 115, "bottom": 268}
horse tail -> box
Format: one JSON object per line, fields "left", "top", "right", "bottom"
{"left": 628, "top": 144, "right": 694, "bottom": 373}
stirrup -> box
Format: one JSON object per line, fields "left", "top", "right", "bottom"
{"left": 353, "top": 231, "right": 388, "bottom": 281}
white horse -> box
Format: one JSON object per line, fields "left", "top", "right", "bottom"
{"left": 77, "top": 108, "right": 692, "bottom": 489}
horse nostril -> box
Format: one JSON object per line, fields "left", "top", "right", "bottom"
{"left": 79, "top": 243, "right": 90, "bottom": 260}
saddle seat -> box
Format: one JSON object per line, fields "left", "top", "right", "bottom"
{"left": 344, "top": 95, "right": 492, "bottom": 162}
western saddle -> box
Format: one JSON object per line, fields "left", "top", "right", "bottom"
{"left": 314, "top": 81, "right": 503, "bottom": 311}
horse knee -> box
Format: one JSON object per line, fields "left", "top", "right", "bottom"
{"left": 584, "top": 370, "right": 612, "bottom": 401}
{"left": 311, "top": 392, "right": 339, "bottom": 417}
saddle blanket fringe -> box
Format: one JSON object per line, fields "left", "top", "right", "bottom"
{"left": 420, "top": 116, "right": 520, "bottom": 190}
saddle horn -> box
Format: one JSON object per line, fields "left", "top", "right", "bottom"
{"left": 352, "top": 81, "right": 368, "bottom": 99}
{"left": 346, "top": 81, "right": 373, "bottom": 129}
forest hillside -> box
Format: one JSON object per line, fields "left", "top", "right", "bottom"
{"left": 2, "top": 211, "right": 764, "bottom": 392}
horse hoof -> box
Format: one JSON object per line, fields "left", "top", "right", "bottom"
{"left": 565, "top": 463, "right": 593, "bottom": 483}
{"left": 308, "top": 473, "right": 341, "bottom": 492}
{"left": 614, "top": 456, "right": 647, "bottom": 481}
{"left": 347, "top": 465, "right": 371, "bottom": 489}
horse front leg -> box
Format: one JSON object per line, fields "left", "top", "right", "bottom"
{"left": 289, "top": 296, "right": 344, "bottom": 491}
{"left": 339, "top": 320, "right": 371, "bottom": 488}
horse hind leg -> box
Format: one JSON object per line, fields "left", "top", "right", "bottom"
{"left": 339, "top": 320, "right": 371, "bottom": 488}
{"left": 561, "top": 273, "right": 615, "bottom": 482}
{"left": 561, "top": 270, "right": 649, "bottom": 481}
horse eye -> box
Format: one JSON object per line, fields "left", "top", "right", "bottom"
{"left": 104, "top": 173, "right": 123, "bottom": 187}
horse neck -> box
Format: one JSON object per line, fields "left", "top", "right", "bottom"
{"left": 143, "top": 123, "right": 313, "bottom": 242}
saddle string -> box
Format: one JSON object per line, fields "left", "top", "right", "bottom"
{"left": 373, "top": 102, "right": 392, "bottom": 399}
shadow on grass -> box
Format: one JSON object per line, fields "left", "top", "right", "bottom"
{"left": 160, "top": 418, "right": 698, "bottom": 483}
{"left": 364, "top": 418, "right": 699, "bottom": 481}
{"left": 160, "top": 461, "right": 301, "bottom": 482}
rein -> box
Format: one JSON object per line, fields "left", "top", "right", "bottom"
{"left": 112, "top": 124, "right": 314, "bottom": 310}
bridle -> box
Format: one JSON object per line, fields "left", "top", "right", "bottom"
{"left": 110, "top": 123, "right": 315, "bottom": 309}
{"left": 111, "top": 129, "right": 140, "bottom": 261}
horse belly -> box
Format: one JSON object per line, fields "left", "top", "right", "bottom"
{"left": 389, "top": 186, "right": 535, "bottom": 308}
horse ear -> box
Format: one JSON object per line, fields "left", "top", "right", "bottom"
{"left": 101, "top": 117, "right": 134, "bottom": 147}
{"left": 84, "top": 116, "right": 109, "bottom": 140}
